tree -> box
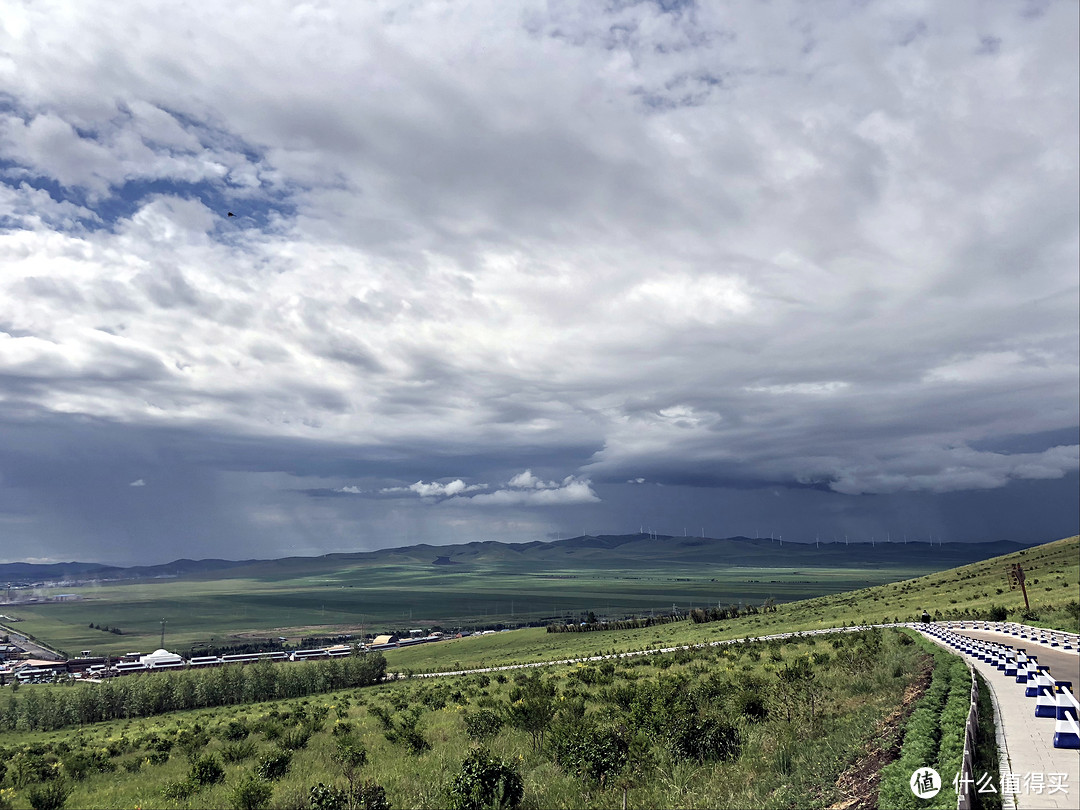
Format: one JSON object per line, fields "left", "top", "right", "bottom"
{"left": 774, "top": 655, "right": 822, "bottom": 724}
{"left": 506, "top": 674, "right": 556, "bottom": 752}
{"left": 332, "top": 734, "right": 368, "bottom": 805}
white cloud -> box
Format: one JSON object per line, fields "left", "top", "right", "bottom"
{"left": 507, "top": 470, "right": 562, "bottom": 489}
{"left": 458, "top": 478, "right": 600, "bottom": 507}
{"left": 128, "top": 479, "right": 146, "bottom": 487}
{"left": 0, "top": 0, "right": 1075, "bottom": 522}
{"left": 381, "top": 479, "right": 487, "bottom": 499}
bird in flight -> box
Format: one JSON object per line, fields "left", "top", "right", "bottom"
{"left": 227, "top": 212, "right": 235, "bottom": 217}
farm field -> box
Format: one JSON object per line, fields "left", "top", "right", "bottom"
{"left": 6, "top": 559, "right": 936, "bottom": 659}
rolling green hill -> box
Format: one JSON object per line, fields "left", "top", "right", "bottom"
{"left": 381, "top": 534, "right": 1079, "bottom": 673}
{"left": 0, "top": 534, "right": 1053, "bottom": 660}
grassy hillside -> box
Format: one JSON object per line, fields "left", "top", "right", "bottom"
{"left": 0, "top": 629, "right": 931, "bottom": 810}
{"left": 382, "top": 535, "right": 1078, "bottom": 673}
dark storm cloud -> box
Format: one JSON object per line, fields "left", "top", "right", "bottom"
{"left": 0, "top": 1, "right": 1076, "bottom": 561}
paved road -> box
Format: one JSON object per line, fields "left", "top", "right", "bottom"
{"left": 950, "top": 630, "right": 1080, "bottom": 693}
{"left": 923, "top": 629, "right": 1079, "bottom": 810}
{"left": 0, "top": 623, "right": 65, "bottom": 661}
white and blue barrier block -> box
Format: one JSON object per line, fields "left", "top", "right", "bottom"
{"left": 1026, "top": 665, "right": 1050, "bottom": 698}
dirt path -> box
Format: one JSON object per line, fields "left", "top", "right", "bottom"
{"left": 827, "top": 654, "right": 935, "bottom": 810}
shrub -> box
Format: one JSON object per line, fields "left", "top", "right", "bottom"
{"left": 309, "top": 783, "right": 348, "bottom": 810}
{"left": 224, "top": 720, "right": 250, "bottom": 741}
{"left": 353, "top": 780, "right": 392, "bottom": 810}
{"left": 553, "top": 721, "right": 633, "bottom": 787}
{"left": 190, "top": 753, "right": 226, "bottom": 786}
{"left": 61, "top": 749, "right": 114, "bottom": 780}
{"left": 384, "top": 711, "right": 429, "bottom": 755}
{"left": 8, "top": 753, "right": 56, "bottom": 788}
{"left": 446, "top": 748, "right": 524, "bottom": 810}
{"left": 161, "top": 778, "right": 199, "bottom": 801}
{"left": 505, "top": 674, "right": 556, "bottom": 752}
{"left": 256, "top": 748, "right": 292, "bottom": 781}
{"left": 368, "top": 706, "right": 394, "bottom": 731}
{"left": 464, "top": 708, "right": 503, "bottom": 742}
{"left": 176, "top": 728, "right": 210, "bottom": 761}
{"left": 222, "top": 740, "right": 258, "bottom": 763}
{"left": 144, "top": 750, "right": 170, "bottom": 766}
{"left": 26, "top": 779, "right": 73, "bottom": 810}
{"left": 279, "top": 727, "right": 312, "bottom": 751}
{"left": 229, "top": 774, "right": 274, "bottom": 810}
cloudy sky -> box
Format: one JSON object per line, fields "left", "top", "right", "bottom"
{"left": 1, "top": 0, "right": 1077, "bottom": 565}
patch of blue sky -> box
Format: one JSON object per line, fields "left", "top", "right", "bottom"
{"left": 0, "top": 163, "right": 296, "bottom": 235}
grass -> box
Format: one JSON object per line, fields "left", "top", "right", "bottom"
{"left": 1, "top": 537, "right": 1065, "bottom": 809}
{"left": 0, "top": 628, "right": 932, "bottom": 809}
{"left": 4, "top": 562, "right": 936, "bottom": 658}
{"left": 380, "top": 535, "right": 1078, "bottom": 673}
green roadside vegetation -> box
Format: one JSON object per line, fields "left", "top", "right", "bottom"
{"left": 0, "top": 628, "right": 934, "bottom": 810}
{"left": 382, "top": 535, "right": 1078, "bottom": 674}
{"left": 878, "top": 635, "right": 979, "bottom": 810}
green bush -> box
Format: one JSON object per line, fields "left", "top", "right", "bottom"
{"left": 176, "top": 727, "right": 210, "bottom": 761}
{"left": 8, "top": 752, "right": 54, "bottom": 788}
{"left": 353, "top": 780, "right": 392, "bottom": 810}
{"left": 161, "top": 778, "right": 199, "bottom": 800}
{"left": 383, "top": 711, "right": 429, "bottom": 755}
{"left": 256, "top": 748, "right": 292, "bottom": 781}
{"left": 279, "top": 727, "right": 312, "bottom": 751}
{"left": 446, "top": 748, "right": 524, "bottom": 810}
{"left": 61, "top": 749, "right": 114, "bottom": 780}
{"left": 309, "top": 782, "right": 348, "bottom": 810}
{"left": 229, "top": 774, "right": 274, "bottom": 810}
{"left": 144, "top": 750, "right": 170, "bottom": 766}
{"left": 222, "top": 739, "right": 258, "bottom": 763}
{"left": 26, "top": 778, "right": 73, "bottom": 810}
{"left": 224, "top": 719, "right": 250, "bottom": 741}
{"left": 463, "top": 708, "right": 503, "bottom": 742}
{"left": 190, "top": 753, "right": 226, "bottom": 786}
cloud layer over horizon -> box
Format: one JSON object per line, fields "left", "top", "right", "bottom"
{"left": 1, "top": 1, "right": 1077, "bottom": 564}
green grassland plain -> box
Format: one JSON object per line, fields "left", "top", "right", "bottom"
{"left": 4, "top": 536, "right": 1074, "bottom": 664}
{"left": 6, "top": 563, "right": 932, "bottom": 658}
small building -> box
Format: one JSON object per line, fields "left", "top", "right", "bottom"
{"left": 371, "top": 634, "right": 399, "bottom": 646}
{"left": 139, "top": 648, "right": 184, "bottom": 669}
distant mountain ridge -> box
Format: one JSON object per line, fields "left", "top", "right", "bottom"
{"left": 0, "top": 534, "right": 1039, "bottom": 585}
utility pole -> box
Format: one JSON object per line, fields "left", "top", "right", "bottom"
{"left": 159, "top": 618, "right": 167, "bottom": 650}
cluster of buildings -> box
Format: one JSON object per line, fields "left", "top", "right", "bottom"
{"left": 0, "top": 630, "right": 451, "bottom": 685}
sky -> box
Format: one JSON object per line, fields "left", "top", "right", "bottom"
{"left": 1, "top": 0, "right": 1077, "bottom": 566}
